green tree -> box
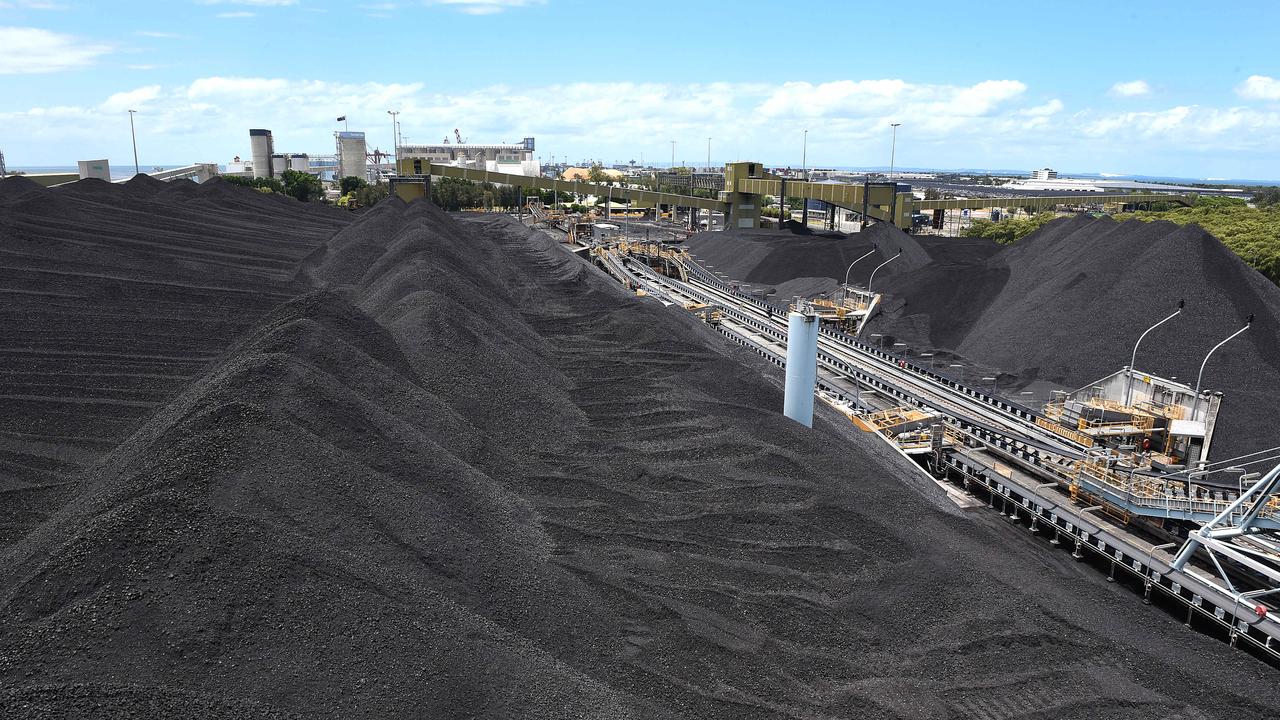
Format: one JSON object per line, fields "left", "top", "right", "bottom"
{"left": 587, "top": 163, "right": 613, "bottom": 184}
{"left": 222, "top": 175, "right": 283, "bottom": 193}
{"left": 961, "top": 212, "right": 1059, "bottom": 244}
{"left": 353, "top": 183, "right": 389, "bottom": 208}
{"left": 281, "top": 169, "right": 323, "bottom": 202}
{"left": 339, "top": 175, "right": 368, "bottom": 195}
{"left": 1250, "top": 187, "right": 1280, "bottom": 208}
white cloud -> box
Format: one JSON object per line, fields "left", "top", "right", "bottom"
{"left": 216, "top": 11, "right": 256, "bottom": 17}
{"left": 1019, "top": 99, "right": 1064, "bottom": 117}
{"left": 425, "top": 0, "right": 545, "bottom": 15}
{"left": 1110, "top": 80, "right": 1151, "bottom": 97}
{"left": 0, "top": 1, "right": 68, "bottom": 9}
{"left": 101, "top": 85, "right": 163, "bottom": 113}
{"left": 135, "top": 30, "right": 184, "bottom": 38}
{"left": 6, "top": 75, "right": 1280, "bottom": 177}
{"left": 0, "top": 26, "right": 111, "bottom": 74}
{"left": 1238, "top": 75, "right": 1280, "bottom": 101}
{"left": 197, "top": 0, "right": 297, "bottom": 5}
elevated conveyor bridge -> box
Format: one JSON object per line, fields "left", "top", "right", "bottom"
{"left": 396, "top": 159, "right": 1196, "bottom": 231}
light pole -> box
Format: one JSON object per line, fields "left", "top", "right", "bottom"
{"left": 950, "top": 363, "right": 964, "bottom": 384}
{"left": 889, "top": 122, "right": 901, "bottom": 182}
{"left": 866, "top": 249, "right": 902, "bottom": 294}
{"left": 127, "top": 109, "right": 140, "bottom": 176}
{"left": 387, "top": 110, "right": 399, "bottom": 171}
{"left": 670, "top": 140, "right": 675, "bottom": 169}
{"left": 1190, "top": 314, "right": 1253, "bottom": 423}
{"left": 983, "top": 376, "right": 998, "bottom": 395}
{"left": 801, "top": 129, "right": 809, "bottom": 227}
{"left": 1125, "top": 299, "right": 1184, "bottom": 407}
{"left": 706, "top": 137, "right": 711, "bottom": 172}
{"left": 841, "top": 246, "right": 878, "bottom": 301}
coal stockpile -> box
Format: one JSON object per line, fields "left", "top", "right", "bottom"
{"left": 685, "top": 222, "right": 929, "bottom": 293}
{"left": 3, "top": 195, "right": 1278, "bottom": 718}
{"left": 865, "top": 216, "right": 1280, "bottom": 462}
{"left": 0, "top": 176, "right": 349, "bottom": 547}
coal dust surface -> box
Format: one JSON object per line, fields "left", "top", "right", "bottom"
{"left": 1, "top": 187, "right": 1277, "bottom": 718}
{"left": 0, "top": 176, "right": 350, "bottom": 547}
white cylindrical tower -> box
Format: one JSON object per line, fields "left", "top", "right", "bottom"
{"left": 336, "top": 131, "right": 367, "bottom": 183}
{"left": 784, "top": 307, "right": 819, "bottom": 427}
{"left": 249, "top": 128, "right": 274, "bottom": 178}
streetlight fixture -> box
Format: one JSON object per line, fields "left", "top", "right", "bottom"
{"left": 387, "top": 110, "right": 400, "bottom": 170}
{"left": 889, "top": 122, "right": 902, "bottom": 182}
{"left": 801, "top": 129, "right": 809, "bottom": 227}
{"left": 1125, "top": 299, "right": 1184, "bottom": 407}
{"left": 950, "top": 363, "right": 964, "bottom": 383}
{"left": 127, "top": 109, "right": 140, "bottom": 177}
{"left": 842, "top": 246, "right": 879, "bottom": 291}
{"left": 870, "top": 332, "right": 884, "bottom": 350}
{"left": 866, "top": 249, "right": 903, "bottom": 294}
{"left": 1190, "top": 314, "right": 1253, "bottom": 421}
{"left": 983, "top": 376, "right": 998, "bottom": 394}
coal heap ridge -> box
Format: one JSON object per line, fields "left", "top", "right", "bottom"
{"left": 2, "top": 193, "right": 1278, "bottom": 718}
{"left": 684, "top": 222, "right": 929, "bottom": 300}
{"left": 0, "top": 176, "right": 351, "bottom": 547}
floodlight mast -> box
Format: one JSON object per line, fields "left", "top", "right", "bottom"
{"left": 1125, "top": 299, "right": 1184, "bottom": 407}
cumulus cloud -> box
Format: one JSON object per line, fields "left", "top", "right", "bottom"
{"left": 101, "top": 85, "right": 163, "bottom": 113}
{"left": 0, "top": 26, "right": 111, "bottom": 74}
{"left": 1110, "top": 80, "right": 1151, "bottom": 97}
{"left": 5, "top": 75, "right": 1280, "bottom": 176}
{"left": 425, "top": 0, "right": 546, "bottom": 15}
{"left": 1238, "top": 75, "right": 1280, "bottom": 101}
{"left": 197, "top": 0, "right": 297, "bottom": 5}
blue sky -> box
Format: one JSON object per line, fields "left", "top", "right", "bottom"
{"left": 2, "top": 0, "right": 1279, "bottom": 180}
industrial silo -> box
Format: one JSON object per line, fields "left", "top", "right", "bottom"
{"left": 336, "top": 131, "right": 367, "bottom": 183}
{"left": 249, "top": 129, "right": 274, "bottom": 178}
{"left": 288, "top": 154, "right": 309, "bottom": 172}
{"left": 271, "top": 154, "right": 287, "bottom": 176}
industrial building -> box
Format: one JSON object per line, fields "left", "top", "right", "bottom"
{"left": 398, "top": 136, "right": 539, "bottom": 177}
{"left": 336, "top": 131, "right": 368, "bottom": 182}
{"left": 1030, "top": 167, "right": 1059, "bottom": 180}
{"left": 249, "top": 128, "right": 275, "bottom": 179}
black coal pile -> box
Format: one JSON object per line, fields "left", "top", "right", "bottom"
{"left": 685, "top": 222, "right": 928, "bottom": 296}
{"left": 866, "top": 216, "right": 1280, "bottom": 462}
{"left": 2, "top": 195, "right": 1277, "bottom": 718}
{"left": 0, "top": 176, "right": 349, "bottom": 546}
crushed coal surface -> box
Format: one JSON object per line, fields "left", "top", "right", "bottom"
{"left": 0, "top": 176, "right": 350, "bottom": 547}
{"left": 685, "top": 222, "right": 928, "bottom": 294}
{"left": 2, "top": 192, "right": 1278, "bottom": 718}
